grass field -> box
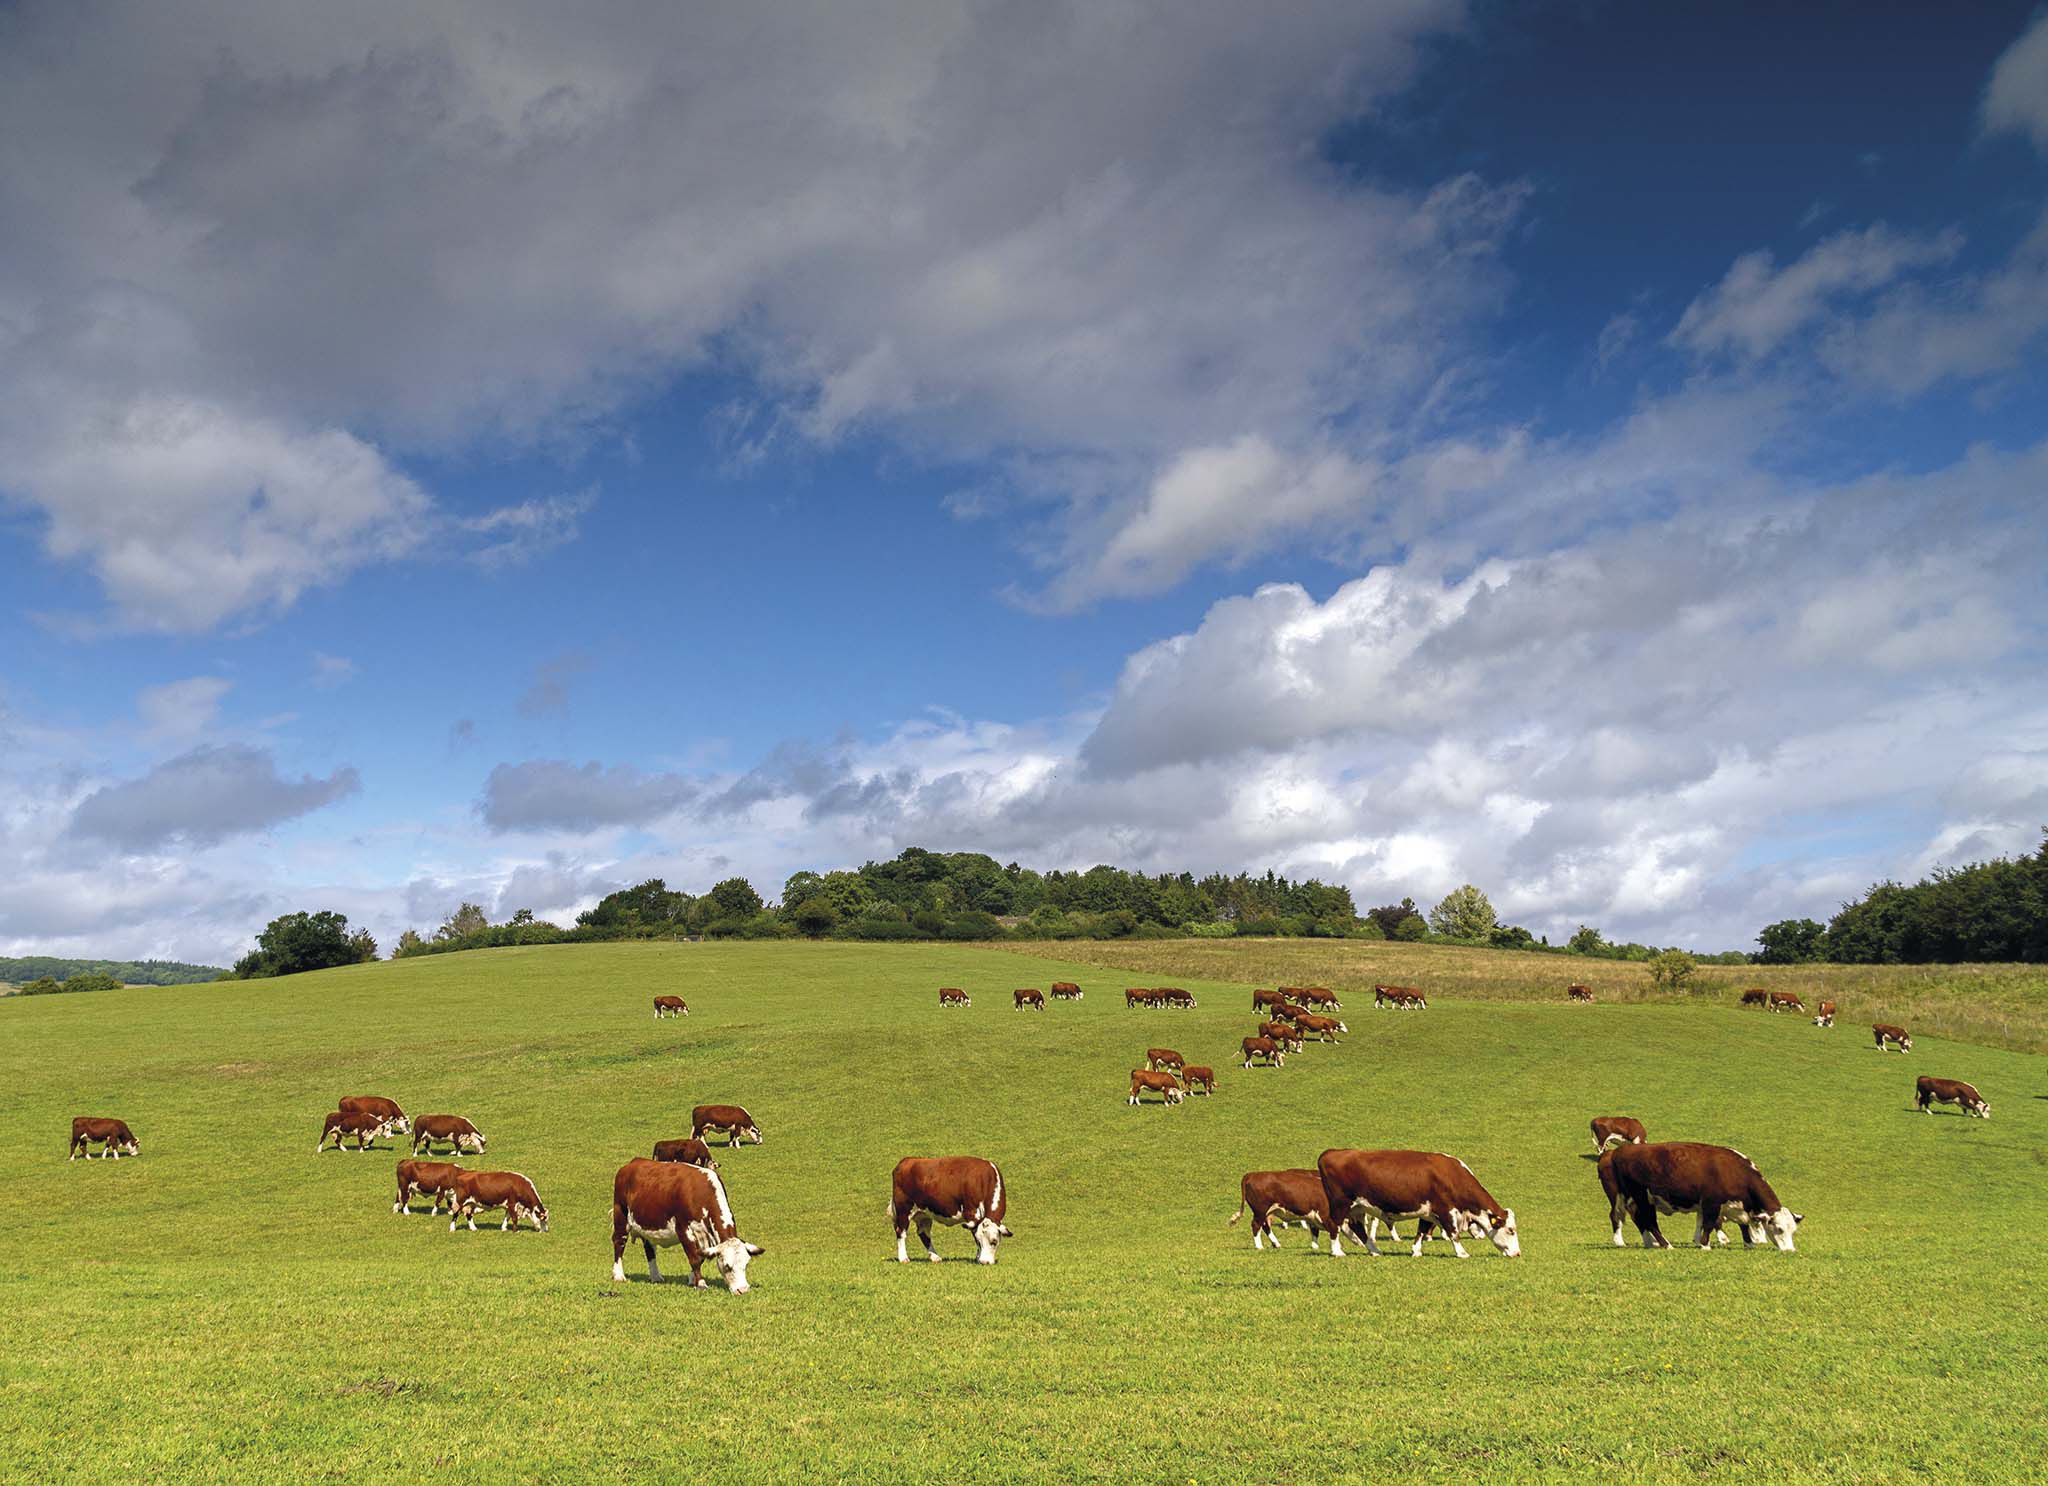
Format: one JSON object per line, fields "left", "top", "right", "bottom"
{"left": 3, "top": 940, "right": 2045, "bottom": 1484}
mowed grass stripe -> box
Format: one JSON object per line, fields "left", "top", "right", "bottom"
{"left": 2, "top": 940, "right": 2044, "bottom": 1484}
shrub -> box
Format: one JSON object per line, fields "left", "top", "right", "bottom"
{"left": 1391, "top": 914, "right": 1427, "bottom": 942}
{"left": 1647, "top": 949, "right": 1699, "bottom": 992}
{"left": 1185, "top": 921, "right": 1236, "bottom": 937}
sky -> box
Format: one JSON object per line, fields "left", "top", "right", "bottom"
{"left": 2, "top": 1, "right": 2045, "bottom": 966}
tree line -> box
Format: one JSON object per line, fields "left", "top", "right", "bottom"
{"left": 1, "top": 955, "right": 225, "bottom": 990}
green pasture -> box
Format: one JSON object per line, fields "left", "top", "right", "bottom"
{"left": 2, "top": 941, "right": 2043, "bottom": 1483}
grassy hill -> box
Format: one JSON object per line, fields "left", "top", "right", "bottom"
{"left": 3, "top": 941, "right": 2044, "bottom": 1483}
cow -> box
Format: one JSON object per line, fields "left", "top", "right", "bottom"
{"left": 339, "top": 1095, "right": 410, "bottom": 1134}
{"left": 1129, "top": 1069, "right": 1185, "bottom": 1106}
{"left": 1049, "top": 982, "right": 1083, "bottom": 1001}
{"left": 1180, "top": 1065, "right": 1216, "bottom": 1096}
{"left": 1597, "top": 1142, "right": 1800, "bottom": 1251}
{"left": 1873, "top": 1023, "right": 1913, "bottom": 1053}
{"left": 1916, "top": 1076, "right": 1989, "bottom": 1119}
{"left": 1125, "top": 988, "right": 1153, "bottom": 1009}
{"left": 1299, "top": 987, "right": 1341, "bottom": 1009}
{"left": 1812, "top": 1000, "right": 1837, "bottom": 1028}
{"left": 1296, "top": 1011, "right": 1347, "bottom": 1041}
{"left": 1318, "top": 1149, "right": 1519, "bottom": 1258}
{"left": 411, "top": 1114, "right": 486, "bottom": 1156}
{"left": 1159, "top": 988, "right": 1197, "bottom": 1009}
{"left": 1146, "top": 1047, "right": 1185, "bottom": 1073}
{"left": 692, "top": 1104, "right": 762, "bottom": 1146}
{"left": 392, "top": 1159, "right": 464, "bottom": 1216}
{"left": 1374, "top": 985, "right": 1425, "bottom": 1010}
{"left": 1258, "top": 1019, "right": 1303, "bottom": 1052}
{"left": 1739, "top": 988, "right": 1768, "bottom": 1008}
{"left": 938, "top": 987, "right": 971, "bottom": 1007}
{"left": 1270, "top": 1001, "right": 1309, "bottom": 1024}
{"left": 1252, "top": 989, "right": 1289, "bottom": 1014}
{"left": 887, "top": 1155, "right": 1011, "bottom": 1264}
{"left": 317, "top": 1109, "right": 390, "bottom": 1152}
{"left": 1590, "top": 1116, "right": 1647, "bottom": 1153}
{"left": 1567, "top": 984, "right": 1594, "bottom": 1003}
{"left": 1228, "top": 1169, "right": 1333, "bottom": 1250}
{"left": 68, "top": 1117, "right": 138, "bottom": 1160}
{"left": 653, "top": 995, "right": 689, "bottom": 1018}
{"left": 448, "top": 1168, "right": 548, "bottom": 1232}
{"left": 1013, "top": 988, "right": 1045, "bottom": 1011}
{"left": 652, "top": 1137, "right": 719, "bottom": 1167}
{"left": 612, "top": 1157, "right": 763, "bottom": 1290}
{"left": 1768, "top": 992, "right": 1805, "bottom": 1013}
{"left": 1241, "top": 1036, "right": 1285, "bottom": 1068}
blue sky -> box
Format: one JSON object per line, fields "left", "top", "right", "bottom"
{"left": 2, "top": 1, "right": 2044, "bottom": 964}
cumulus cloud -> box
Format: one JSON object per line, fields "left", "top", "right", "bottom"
{"left": 480, "top": 759, "right": 697, "bottom": 833}
{"left": 67, "top": 744, "right": 360, "bottom": 850}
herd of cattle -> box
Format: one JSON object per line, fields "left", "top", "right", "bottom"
{"left": 63, "top": 974, "right": 1995, "bottom": 1290}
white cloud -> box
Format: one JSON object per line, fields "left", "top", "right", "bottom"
{"left": 1983, "top": 11, "right": 2048, "bottom": 154}
{"left": 137, "top": 675, "right": 232, "bottom": 738}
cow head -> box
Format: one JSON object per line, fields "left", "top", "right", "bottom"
{"left": 524, "top": 1200, "right": 550, "bottom": 1233}
{"left": 1898, "top": 1035, "right": 1913, "bottom": 1051}
{"left": 713, "top": 1236, "right": 765, "bottom": 1293}
{"left": 1164, "top": 1085, "right": 1185, "bottom": 1105}
{"left": 1971, "top": 1096, "right": 1991, "bottom": 1119}
{"left": 1765, "top": 1208, "right": 1802, "bottom": 1251}
{"left": 117, "top": 1135, "right": 141, "bottom": 1157}
{"left": 742, "top": 1124, "right": 763, "bottom": 1145}
{"left": 972, "top": 1217, "right": 1010, "bottom": 1264}
{"left": 463, "top": 1130, "right": 486, "bottom": 1153}
{"left": 1470, "top": 1207, "right": 1520, "bottom": 1257}
{"left": 1334, "top": 1019, "right": 1349, "bottom": 1033}
{"left": 390, "top": 1116, "right": 411, "bottom": 1134}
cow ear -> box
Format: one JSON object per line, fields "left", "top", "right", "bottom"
{"left": 998, "top": 1224, "right": 1014, "bottom": 1237}
{"left": 745, "top": 1242, "right": 765, "bottom": 1256}
{"left": 1792, "top": 1213, "right": 1805, "bottom": 1226}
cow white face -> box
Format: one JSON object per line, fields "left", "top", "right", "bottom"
{"left": 525, "top": 1203, "right": 550, "bottom": 1233}
{"left": 1485, "top": 1209, "right": 1520, "bottom": 1258}
{"left": 715, "top": 1237, "right": 764, "bottom": 1293}
{"left": 464, "top": 1132, "right": 486, "bottom": 1153}
{"left": 118, "top": 1137, "right": 140, "bottom": 1156}
{"left": 972, "top": 1218, "right": 1010, "bottom": 1263}
{"left": 1766, "top": 1208, "right": 1801, "bottom": 1251}
{"left": 1973, "top": 1099, "right": 1991, "bottom": 1119}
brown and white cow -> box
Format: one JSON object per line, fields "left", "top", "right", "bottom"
{"left": 1228, "top": 1169, "right": 1332, "bottom": 1250}
{"left": 1299, "top": 986, "right": 1340, "bottom": 1009}
{"left": 1590, "top": 1115, "right": 1646, "bottom": 1153}
{"left": 411, "top": 1114, "right": 486, "bottom": 1155}
{"left": 1158, "top": 987, "right": 1196, "bottom": 1009}
{"left": 1146, "top": 1047, "right": 1185, "bottom": 1073}
{"left": 1124, "top": 987, "right": 1154, "bottom": 1008}
{"left": 692, "top": 1104, "right": 762, "bottom": 1146}
{"left": 1270, "top": 1001, "right": 1309, "bottom": 1023}
{"left": 1319, "top": 1149, "right": 1519, "bottom": 1258}
{"left": 1258, "top": 1019, "right": 1303, "bottom": 1053}
{"left": 1252, "top": 989, "right": 1289, "bottom": 1014}
{"left": 1129, "top": 1068, "right": 1185, "bottom": 1106}
{"left": 1049, "top": 982, "right": 1083, "bottom": 1001}
{"left": 1916, "top": 1076, "right": 1989, "bottom": 1119}
{"left": 317, "top": 1109, "right": 391, "bottom": 1152}
{"left": 1597, "top": 1141, "right": 1800, "bottom": 1250}
{"left": 1013, "top": 988, "right": 1045, "bottom": 1011}
{"left": 653, "top": 995, "right": 689, "bottom": 1018}
{"left": 612, "top": 1158, "right": 763, "bottom": 1289}
{"left": 392, "top": 1158, "right": 464, "bottom": 1215}
{"left": 1241, "top": 1036, "right": 1285, "bottom": 1068}
{"left": 888, "top": 1155, "right": 1010, "bottom": 1264}
{"left": 938, "top": 987, "right": 971, "bottom": 1007}
{"left": 1873, "top": 1023, "right": 1912, "bottom": 1052}
{"left": 448, "top": 1168, "right": 548, "bottom": 1232}
{"left": 652, "top": 1137, "right": 719, "bottom": 1167}
{"left": 1812, "top": 1000, "right": 1837, "bottom": 1028}
{"left": 1295, "top": 1011, "right": 1347, "bottom": 1041}
{"left": 1567, "top": 984, "right": 1594, "bottom": 1003}
{"left": 1739, "top": 988, "right": 1769, "bottom": 1008}
{"left": 1373, "top": 985, "right": 1425, "bottom": 1010}
{"left": 339, "top": 1095, "right": 410, "bottom": 1133}
{"left": 1768, "top": 991, "right": 1805, "bottom": 1013}
{"left": 1180, "top": 1065, "right": 1216, "bottom": 1096}
{"left": 68, "top": 1116, "right": 139, "bottom": 1160}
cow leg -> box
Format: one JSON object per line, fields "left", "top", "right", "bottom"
{"left": 1694, "top": 1203, "right": 1719, "bottom": 1249}
{"left": 642, "top": 1241, "right": 663, "bottom": 1282}
{"left": 1637, "top": 1208, "right": 1667, "bottom": 1250}
{"left": 915, "top": 1214, "right": 939, "bottom": 1262}
{"left": 1250, "top": 1211, "right": 1267, "bottom": 1250}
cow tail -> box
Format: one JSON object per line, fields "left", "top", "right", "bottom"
{"left": 1227, "top": 1192, "right": 1245, "bottom": 1226}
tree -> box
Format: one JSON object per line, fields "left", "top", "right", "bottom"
{"left": 1754, "top": 918, "right": 1825, "bottom": 964}
{"left": 1568, "top": 924, "right": 1608, "bottom": 956}
{"left": 1367, "top": 898, "right": 1422, "bottom": 937}
{"left": 708, "top": 877, "right": 764, "bottom": 920}
{"left": 781, "top": 871, "right": 825, "bottom": 910}
{"left": 19, "top": 976, "right": 64, "bottom": 995}
{"left": 346, "top": 928, "right": 379, "bottom": 963}
{"left": 508, "top": 908, "right": 535, "bottom": 927}
{"left": 394, "top": 929, "right": 426, "bottom": 957}
{"left": 790, "top": 897, "right": 839, "bottom": 938}
{"left": 1647, "top": 948, "right": 1698, "bottom": 991}
{"left": 235, "top": 910, "right": 368, "bottom": 979}
{"left": 435, "top": 902, "right": 489, "bottom": 942}
{"left": 1428, "top": 884, "right": 1497, "bottom": 940}
{"left": 1391, "top": 913, "right": 1427, "bottom": 942}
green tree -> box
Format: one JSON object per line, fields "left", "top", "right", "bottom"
{"left": 394, "top": 929, "right": 426, "bottom": 957}
{"left": 708, "top": 877, "right": 765, "bottom": 919}
{"left": 1391, "top": 913, "right": 1427, "bottom": 942}
{"left": 235, "top": 910, "right": 368, "bottom": 979}
{"left": 1427, "top": 883, "right": 1497, "bottom": 939}
{"left": 1647, "top": 948, "right": 1698, "bottom": 991}
{"left": 507, "top": 908, "right": 535, "bottom": 927}
{"left": 790, "top": 897, "right": 839, "bottom": 937}
{"left": 780, "top": 871, "right": 825, "bottom": 910}
{"left": 346, "top": 928, "right": 379, "bottom": 963}
{"left": 435, "top": 902, "right": 489, "bottom": 941}
{"left": 19, "top": 976, "right": 65, "bottom": 995}
{"left": 1367, "top": 898, "right": 1422, "bottom": 937}
{"left": 1568, "top": 924, "right": 1609, "bottom": 956}
{"left": 1754, "top": 917, "right": 1825, "bottom": 964}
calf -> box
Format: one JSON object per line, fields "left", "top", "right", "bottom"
{"left": 1768, "top": 991, "right": 1805, "bottom": 1013}
{"left": 652, "top": 1137, "right": 719, "bottom": 1167}
{"left": 1229, "top": 1169, "right": 1332, "bottom": 1250}
{"left": 1567, "top": 984, "right": 1594, "bottom": 1003}
{"left": 1296, "top": 1011, "right": 1347, "bottom": 1041}
{"left": 1597, "top": 1141, "right": 1800, "bottom": 1250}
{"left": 317, "top": 1109, "right": 390, "bottom": 1152}
{"left": 612, "top": 1157, "right": 763, "bottom": 1290}
{"left": 692, "top": 1104, "right": 762, "bottom": 1146}
{"left": 1180, "top": 1065, "right": 1216, "bottom": 1096}
{"left": 888, "top": 1155, "right": 1011, "bottom": 1264}
{"left": 1258, "top": 1019, "right": 1302, "bottom": 1052}
{"left": 1873, "top": 1023, "right": 1913, "bottom": 1053}
{"left": 1013, "top": 988, "right": 1045, "bottom": 1011}
{"left": 392, "top": 1159, "right": 463, "bottom": 1216}
{"left": 653, "top": 995, "right": 689, "bottom": 1018}
{"left": 1319, "top": 1149, "right": 1519, "bottom": 1258}
{"left": 1812, "top": 1000, "right": 1837, "bottom": 1028}
{"left": 1241, "top": 1036, "right": 1285, "bottom": 1068}
{"left": 938, "top": 987, "right": 971, "bottom": 1007}
{"left": 1590, "top": 1115, "right": 1647, "bottom": 1153}
{"left": 449, "top": 1168, "right": 548, "bottom": 1232}
{"left": 68, "top": 1117, "right": 139, "bottom": 1160}
{"left": 1129, "top": 1068, "right": 1185, "bottom": 1106}
{"left": 1049, "top": 982, "right": 1083, "bottom": 1001}
{"left": 1739, "top": 988, "right": 1768, "bottom": 1008}
{"left": 411, "top": 1114, "right": 486, "bottom": 1155}
{"left": 1145, "top": 1047, "right": 1185, "bottom": 1072}
{"left": 339, "top": 1095, "right": 410, "bottom": 1133}
{"left": 1916, "top": 1076, "right": 1989, "bottom": 1119}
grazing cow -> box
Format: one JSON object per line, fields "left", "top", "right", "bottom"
{"left": 1590, "top": 1116, "right": 1647, "bottom": 1153}
{"left": 1241, "top": 1036, "right": 1285, "bottom": 1068}
{"left": 1739, "top": 988, "right": 1768, "bottom": 1008}
{"left": 1125, "top": 988, "right": 1153, "bottom": 1009}
{"left": 1129, "top": 1068, "right": 1185, "bottom": 1106}
{"left": 340, "top": 1095, "right": 410, "bottom": 1134}
{"left": 1318, "top": 1150, "right": 1520, "bottom": 1258}
{"left": 692, "top": 1104, "right": 762, "bottom": 1146}
{"left": 393, "top": 1159, "right": 464, "bottom": 1216}
{"left": 1873, "top": 1023, "right": 1913, "bottom": 1053}
{"left": 1180, "top": 1065, "right": 1215, "bottom": 1096}
{"left": 1252, "top": 989, "right": 1289, "bottom": 1014}
{"left": 887, "top": 1155, "right": 1011, "bottom": 1264}
{"left": 411, "top": 1114, "right": 486, "bottom": 1155}
{"left": 612, "top": 1157, "right": 763, "bottom": 1290}
{"left": 1258, "top": 1019, "right": 1303, "bottom": 1052}
{"left": 653, "top": 995, "right": 689, "bottom": 1018}
{"left": 1154, "top": 987, "right": 1195, "bottom": 1009}
{"left": 1270, "top": 1001, "right": 1309, "bottom": 1024}
{"left": 68, "top": 1117, "right": 138, "bottom": 1160}
{"left": 1812, "top": 1000, "right": 1837, "bottom": 1028}
{"left": 317, "top": 1110, "right": 390, "bottom": 1152}
{"left": 1768, "top": 992, "right": 1805, "bottom": 1013}
{"left": 1597, "top": 1142, "right": 1801, "bottom": 1251}
{"left": 1146, "top": 1047, "right": 1185, "bottom": 1072}
{"left": 1049, "top": 982, "right": 1083, "bottom": 1001}
{"left": 1013, "top": 988, "right": 1045, "bottom": 1011}
{"left": 1567, "top": 984, "right": 1594, "bottom": 1003}
{"left": 448, "top": 1168, "right": 548, "bottom": 1232}
{"left": 652, "top": 1137, "right": 719, "bottom": 1167}
{"left": 1296, "top": 1011, "right": 1347, "bottom": 1041}
{"left": 1916, "top": 1076, "right": 1989, "bottom": 1119}
{"left": 1299, "top": 987, "right": 1341, "bottom": 1009}
{"left": 1229, "top": 1169, "right": 1333, "bottom": 1250}
{"left": 938, "top": 987, "right": 971, "bottom": 1007}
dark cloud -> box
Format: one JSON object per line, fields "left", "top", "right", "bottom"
{"left": 68, "top": 744, "right": 359, "bottom": 850}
